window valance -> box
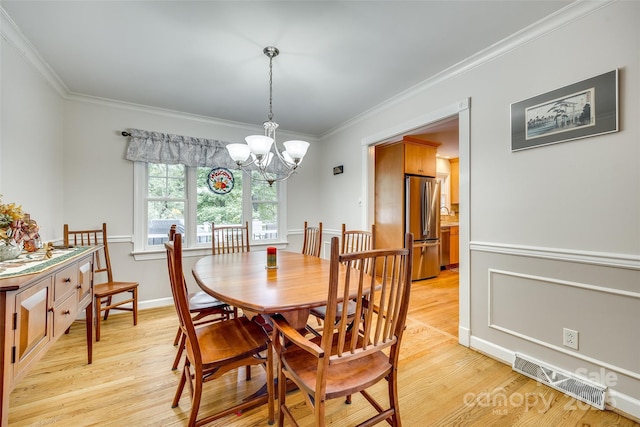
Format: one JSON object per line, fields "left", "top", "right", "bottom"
{"left": 124, "top": 128, "right": 237, "bottom": 169}
{"left": 123, "top": 128, "right": 292, "bottom": 174}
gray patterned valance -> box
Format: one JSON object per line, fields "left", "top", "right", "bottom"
{"left": 124, "top": 128, "right": 237, "bottom": 169}
{"left": 124, "top": 128, "right": 293, "bottom": 175}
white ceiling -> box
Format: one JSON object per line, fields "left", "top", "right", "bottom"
{"left": 2, "top": 0, "right": 573, "bottom": 144}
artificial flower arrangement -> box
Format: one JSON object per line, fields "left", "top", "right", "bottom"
{"left": 0, "top": 195, "right": 40, "bottom": 251}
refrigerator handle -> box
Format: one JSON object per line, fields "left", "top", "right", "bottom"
{"left": 423, "top": 181, "right": 430, "bottom": 237}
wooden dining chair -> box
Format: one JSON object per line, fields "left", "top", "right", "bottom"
{"left": 211, "top": 221, "right": 250, "bottom": 319}
{"left": 301, "top": 221, "right": 322, "bottom": 257}
{"left": 272, "top": 233, "right": 413, "bottom": 427}
{"left": 168, "top": 225, "right": 232, "bottom": 371}
{"left": 64, "top": 223, "right": 138, "bottom": 342}
{"left": 308, "top": 224, "right": 376, "bottom": 334}
{"left": 165, "top": 232, "right": 274, "bottom": 426}
{"left": 212, "top": 221, "right": 250, "bottom": 254}
{"left": 341, "top": 223, "right": 375, "bottom": 254}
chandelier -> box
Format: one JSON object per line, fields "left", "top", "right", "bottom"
{"left": 226, "top": 46, "right": 310, "bottom": 186}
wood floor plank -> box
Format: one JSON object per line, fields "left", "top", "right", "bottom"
{"left": 8, "top": 271, "right": 639, "bottom": 426}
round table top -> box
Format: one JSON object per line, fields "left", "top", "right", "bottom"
{"left": 192, "top": 250, "right": 350, "bottom": 314}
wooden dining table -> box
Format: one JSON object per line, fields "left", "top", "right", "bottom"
{"left": 191, "top": 250, "right": 351, "bottom": 330}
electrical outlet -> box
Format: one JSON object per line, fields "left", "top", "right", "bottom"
{"left": 563, "top": 328, "right": 579, "bottom": 350}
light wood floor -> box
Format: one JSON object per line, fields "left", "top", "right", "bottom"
{"left": 9, "top": 270, "right": 639, "bottom": 426}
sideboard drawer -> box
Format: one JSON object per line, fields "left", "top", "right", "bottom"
{"left": 53, "top": 293, "right": 77, "bottom": 337}
{"left": 54, "top": 263, "right": 78, "bottom": 302}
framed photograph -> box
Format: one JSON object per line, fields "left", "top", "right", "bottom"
{"left": 511, "top": 70, "right": 618, "bottom": 151}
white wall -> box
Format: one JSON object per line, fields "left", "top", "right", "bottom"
{"left": 1, "top": 37, "right": 64, "bottom": 242}
{"left": 316, "top": 1, "right": 640, "bottom": 417}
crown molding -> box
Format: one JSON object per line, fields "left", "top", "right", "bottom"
{"left": 1, "top": 6, "right": 68, "bottom": 96}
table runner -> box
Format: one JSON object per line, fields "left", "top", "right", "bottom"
{"left": 0, "top": 247, "right": 91, "bottom": 279}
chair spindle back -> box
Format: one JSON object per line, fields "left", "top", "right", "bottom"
{"left": 322, "top": 233, "right": 413, "bottom": 364}
{"left": 211, "top": 221, "right": 250, "bottom": 254}
{"left": 301, "top": 221, "right": 322, "bottom": 257}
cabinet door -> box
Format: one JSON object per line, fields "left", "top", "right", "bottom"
{"left": 77, "top": 256, "right": 93, "bottom": 310}
{"left": 449, "top": 226, "right": 459, "bottom": 265}
{"left": 375, "top": 142, "right": 405, "bottom": 250}
{"left": 450, "top": 158, "right": 459, "bottom": 204}
{"left": 405, "top": 143, "right": 437, "bottom": 176}
{"left": 13, "top": 277, "right": 52, "bottom": 381}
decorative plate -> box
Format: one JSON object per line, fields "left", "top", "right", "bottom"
{"left": 207, "top": 167, "right": 234, "bottom": 194}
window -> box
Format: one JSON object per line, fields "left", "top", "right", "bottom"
{"left": 133, "top": 162, "right": 286, "bottom": 256}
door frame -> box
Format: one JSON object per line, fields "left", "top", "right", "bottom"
{"left": 361, "top": 98, "right": 471, "bottom": 346}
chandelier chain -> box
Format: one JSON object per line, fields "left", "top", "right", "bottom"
{"left": 268, "top": 54, "right": 274, "bottom": 122}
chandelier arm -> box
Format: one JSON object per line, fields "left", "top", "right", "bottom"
{"left": 271, "top": 141, "right": 291, "bottom": 167}
{"left": 254, "top": 167, "right": 298, "bottom": 185}
{"left": 233, "top": 157, "right": 258, "bottom": 169}
{"left": 234, "top": 162, "right": 299, "bottom": 186}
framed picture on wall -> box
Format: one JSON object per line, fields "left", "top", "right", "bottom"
{"left": 510, "top": 69, "right": 618, "bottom": 151}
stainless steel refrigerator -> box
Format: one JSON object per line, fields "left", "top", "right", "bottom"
{"left": 405, "top": 175, "right": 441, "bottom": 280}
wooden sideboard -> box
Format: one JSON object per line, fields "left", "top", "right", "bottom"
{"left": 0, "top": 247, "right": 97, "bottom": 426}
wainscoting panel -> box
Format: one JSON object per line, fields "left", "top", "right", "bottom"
{"left": 469, "top": 244, "right": 640, "bottom": 418}
{"left": 487, "top": 268, "right": 640, "bottom": 379}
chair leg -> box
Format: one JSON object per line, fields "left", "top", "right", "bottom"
{"left": 172, "top": 333, "right": 186, "bottom": 371}
{"left": 277, "top": 361, "right": 286, "bottom": 426}
{"left": 172, "top": 365, "right": 187, "bottom": 408}
{"left": 314, "top": 392, "right": 326, "bottom": 427}
{"left": 132, "top": 288, "right": 138, "bottom": 325}
{"left": 388, "top": 369, "right": 401, "bottom": 426}
{"left": 95, "top": 296, "right": 102, "bottom": 342}
{"left": 266, "top": 342, "right": 275, "bottom": 425}
{"left": 173, "top": 328, "right": 182, "bottom": 346}
{"left": 188, "top": 365, "right": 204, "bottom": 427}
{"left": 103, "top": 296, "right": 112, "bottom": 321}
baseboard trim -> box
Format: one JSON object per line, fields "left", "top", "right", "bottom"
{"left": 139, "top": 297, "right": 174, "bottom": 310}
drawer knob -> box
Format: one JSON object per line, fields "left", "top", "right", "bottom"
{"left": 64, "top": 278, "right": 71, "bottom": 283}
{"left": 62, "top": 310, "right": 71, "bottom": 315}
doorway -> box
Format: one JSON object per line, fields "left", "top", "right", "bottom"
{"left": 361, "top": 98, "right": 470, "bottom": 346}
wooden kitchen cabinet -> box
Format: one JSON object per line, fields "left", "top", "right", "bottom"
{"left": 375, "top": 138, "right": 440, "bottom": 252}
{"left": 449, "top": 225, "right": 459, "bottom": 265}
{"left": 404, "top": 142, "right": 438, "bottom": 176}
{"left": 450, "top": 158, "right": 459, "bottom": 204}
{"left": 0, "top": 248, "right": 96, "bottom": 426}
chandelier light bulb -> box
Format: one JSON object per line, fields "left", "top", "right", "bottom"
{"left": 245, "top": 135, "right": 274, "bottom": 156}
{"left": 226, "top": 143, "right": 251, "bottom": 162}
{"left": 283, "top": 140, "right": 310, "bottom": 162}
